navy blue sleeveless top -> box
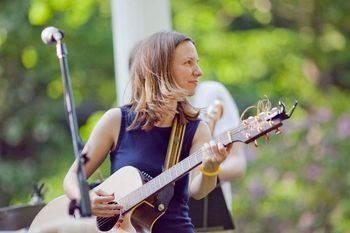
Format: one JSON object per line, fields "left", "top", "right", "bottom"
{"left": 110, "top": 105, "right": 200, "bottom": 233}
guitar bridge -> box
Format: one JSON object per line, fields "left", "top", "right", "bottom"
{"left": 116, "top": 213, "right": 125, "bottom": 228}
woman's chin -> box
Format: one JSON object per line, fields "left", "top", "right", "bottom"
{"left": 187, "top": 90, "right": 196, "bottom": 97}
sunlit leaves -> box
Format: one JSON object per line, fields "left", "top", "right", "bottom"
{"left": 32, "top": 119, "right": 52, "bottom": 142}
{"left": 63, "top": 0, "right": 96, "bottom": 28}
{"left": 49, "top": 0, "right": 71, "bottom": 11}
{"left": 46, "top": 78, "right": 63, "bottom": 99}
{"left": 0, "top": 27, "right": 8, "bottom": 48}
{"left": 79, "top": 110, "right": 103, "bottom": 141}
{"left": 3, "top": 117, "right": 24, "bottom": 146}
{"left": 330, "top": 201, "right": 350, "bottom": 233}
{"left": 219, "top": 0, "right": 244, "bottom": 17}
{"left": 21, "top": 46, "right": 38, "bottom": 68}
{"left": 28, "top": 0, "right": 99, "bottom": 28}
{"left": 28, "top": 0, "right": 52, "bottom": 25}
{"left": 319, "top": 24, "right": 347, "bottom": 52}
{"left": 253, "top": 10, "right": 272, "bottom": 24}
{"left": 0, "top": 158, "right": 35, "bottom": 205}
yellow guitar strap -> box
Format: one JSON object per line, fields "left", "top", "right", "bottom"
{"left": 163, "top": 115, "right": 186, "bottom": 170}
{"left": 153, "top": 115, "right": 186, "bottom": 212}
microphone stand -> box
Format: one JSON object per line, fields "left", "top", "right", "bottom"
{"left": 54, "top": 38, "right": 92, "bottom": 217}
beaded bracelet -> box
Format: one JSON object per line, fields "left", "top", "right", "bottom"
{"left": 200, "top": 164, "right": 221, "bottom": 177}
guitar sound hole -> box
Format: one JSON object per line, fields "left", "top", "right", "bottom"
{"left": 97, "top": 214, "right": 120, "bottom": 232}
{"left": 96, "top": 201, "right": 120, "bottom": 231}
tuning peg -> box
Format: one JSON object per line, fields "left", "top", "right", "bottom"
{"left": 265, "top": 133, "right": 270, "bottom": 141}
{"left": 254, "top": 140, "right": 258, "bottom": 147}
{"left": 275, "top": 128, "right": 281, "bottom": 135}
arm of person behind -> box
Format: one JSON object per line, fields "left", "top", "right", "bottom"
{"left": 218, "top": 142, "right": 246, "bottom": 182}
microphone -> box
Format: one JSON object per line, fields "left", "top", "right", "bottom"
{"left": 41, "top": 26, "right": 64, "bottom": 45}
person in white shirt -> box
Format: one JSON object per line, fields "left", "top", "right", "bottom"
{"left": 190, "top": 80, "right": 247, "bottom": 230}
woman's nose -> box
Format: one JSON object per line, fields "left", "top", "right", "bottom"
{"left": 193, "top": 65, "right": 203, "bottom": 77}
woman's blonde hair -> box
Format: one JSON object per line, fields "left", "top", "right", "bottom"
{"left": 128, "top": 31, "right": 199, "bottom": 131}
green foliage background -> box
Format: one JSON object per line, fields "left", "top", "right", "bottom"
{"left": 0, "top": 0, "right": 349, "bottom": 232}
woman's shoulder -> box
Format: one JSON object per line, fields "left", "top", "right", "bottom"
{"left": 104, "top": 107, "right": 121, "bottom": 116}
{"left": 98, "top": 108, "right": 122, "bottom": 127}
{"left": 104, "top": 105, "right": 132, "bottom": 117}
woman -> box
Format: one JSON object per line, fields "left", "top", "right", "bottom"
{"left": 63, "top": 31, "right": 232, "bottom": 233}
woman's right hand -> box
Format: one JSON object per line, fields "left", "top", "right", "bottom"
{"left": 90, "top": 189, "right": 123, "bottom": 217}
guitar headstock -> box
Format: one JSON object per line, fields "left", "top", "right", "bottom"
{"left": 232, "top": 101, "right": 298, "bottom": 145}
{"left": 204, "top": 99, "right": 224, "bottom": 134}
{"left": 205, "top": 99, "right": 224, "bottom": 122}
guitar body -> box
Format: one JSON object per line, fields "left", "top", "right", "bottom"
{"left": 28, "top": 195, "right": 73, "bottom": 232}
{"left": 95, "top": 166, "right": 165, "bottom": 232}
{"left": 29, "top": 166, "right": 164, "bottom": 233}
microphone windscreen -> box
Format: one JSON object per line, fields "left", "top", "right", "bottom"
{"left": 41, "top": 26, "right": 63, "bottom": 44}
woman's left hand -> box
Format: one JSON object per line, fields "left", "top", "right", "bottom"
{"left": 201, "top": 140, "right": 233, "bottom": 173}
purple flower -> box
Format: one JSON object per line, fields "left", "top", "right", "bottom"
{"left": 304, "top": 164, "right": 321, "bottom": 182}
{"left": 336, "top": 114, "right": 350, "bottom": 139}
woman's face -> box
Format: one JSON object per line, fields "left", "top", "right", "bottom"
{"left": 171, "top": 41, "right": 203, "bottom": 96}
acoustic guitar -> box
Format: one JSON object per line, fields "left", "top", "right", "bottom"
{"left": 29, "top": 101, "right": 297, "bottom": 233}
